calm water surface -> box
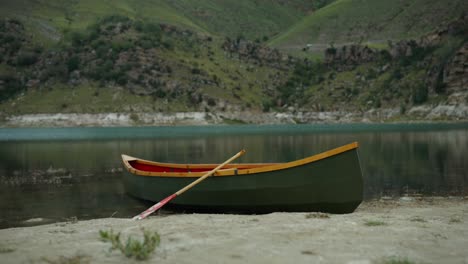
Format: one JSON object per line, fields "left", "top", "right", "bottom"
{"left": 1, "top": 124, "right": 467, "bottom": 228}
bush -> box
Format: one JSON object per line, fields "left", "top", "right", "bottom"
{"left": 325, "top": 46, "right": 336, "bottom": 55}
{"left": 435, "top": 69, "right": 446, "bottom": 94}
{"left": 391, "top": 68, "right": 403, "bottom": 80}
{"left": 69, "top": 31, "right": 87, "bottom": 46}
{"left": 86, "top": 23, "right": 101, "bottom": 41}
{"left": 2, "top": 33, "right": 16, "bottom": 43}
{"left": 139, "top": 39, "right": 153, "bottom": 49}
{"left": 96, "top": 43, "right": 111, "bottom": 58}
{"left": 99, "top": 15, "right": 131, "bottom": 25}
{"left": 116, "top": 74, "right": 128, "bottom": 85}
{"left": 412, "top": 81, "right": 428, "bottom": 104}
{"left": 153, "top": 89, "right": 166, "bottom": 98}
{"left": 44, "top": 63, "right": 69, "bottom": 81}
{"left": 262, "top": 99, "right": 273, "bottom": 112}
{"left": 379, "top": 50, "right": 392, "bottom": 62}
{"left": 162, "top": 40, "right": 173, "bottom": 50}
{"left": 141, "top": 22, "right": 161, "bottom": 35}
{"left": 0, "top": 73, "right": 23, "bottom": 101}
{"left": 67, "top": 56, "right": 80, "bottom": 72}
{"left": 134, "top": 21, "right": 144, "bottom": 32}
{"left": 207, "top": 97, "right": 216, "bottom": 106}
{"left": 16, "top": 51, "right": 38, "bottom": 66}
{"left": 111, "top": 40, "right": 132, "bottom": 52}
{"left": 89, "top": 60, "right": 114, "bottom": 80}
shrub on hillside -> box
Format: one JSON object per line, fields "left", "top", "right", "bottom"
{"left": 411, "top": 81, "right": 428, "bottom": 104}
{"left": 15, "top": 51, "right": 38, "bottom": 66}
{"left": 43, "top": 63, "right": 68, "bottom": 82}
{"left": 262, "top": 99, "right": 274, "bottom": 112}
{"left": 99, "top": 15, "right": 131, "bottom": 25}
{"left": 111, "top": 40, "right": 132, "bottom": 52}
{"left": 69, "top": 31, "right": 88, "bottom": 46}
{"left": 0, "top": 72, "right": 23, "bottom": 101}
{"left": 116, "top": 74, "right": 128, "bottom": 85}
{"left": 67, "top": 56, "right": 80, "bottom": 72}
{"left": 435, "top": 70, "right": 446, "bottom": 94}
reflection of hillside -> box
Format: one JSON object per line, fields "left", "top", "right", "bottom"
{"left": 359, "top": 130, "right": 468, "bottom": 197}
{"left": 0, "top": 127, "right": 467, "bottom": 199}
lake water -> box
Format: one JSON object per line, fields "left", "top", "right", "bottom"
{"left": 1, "top": 124, "right": 467, "bottom": 228}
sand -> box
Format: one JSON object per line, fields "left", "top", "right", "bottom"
{"left": 0, "top": 197, "right": 467, "bottom": 264}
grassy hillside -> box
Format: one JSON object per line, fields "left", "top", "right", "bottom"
{"left": 270, "top": 0, "right": 467, "bottom": 53}
{"left": 0, "top": 1, "right": 466, "bottom": 123}
{"left": 0, "top": 0, "right": 206, "bottom": 45}
{"left": 0, "top": 16, "right": 291, "bottom": 115}
{"left": 0, "top": 0, "right": 335, "bottom": 46}
{"left": 163, "top": 0, "right": 334, "bottom": 40}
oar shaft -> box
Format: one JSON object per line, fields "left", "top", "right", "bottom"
{"left": 175, "top": 149, "right": 246, "bottom": 196}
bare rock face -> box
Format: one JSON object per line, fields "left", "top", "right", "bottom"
{"left": 222, "top": 38, "right": 293, "bottom": 69}
{"left": 388, "top": 40, "right": 419, "bottom": 58}
{"left": 420, "top": 13, "right": 468, "bottom": 48}
{"left": 443, "top": 42, "right": 468, "bottom": 94}
{"left": 325, "top": 44, "right": 378, "bottom": 66}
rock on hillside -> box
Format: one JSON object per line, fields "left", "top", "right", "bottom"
{"left": 444, "top": 42, "right": 468, "bottom": 96}
{"left": 222, "top": 38, "right": 294, "bottom": 69}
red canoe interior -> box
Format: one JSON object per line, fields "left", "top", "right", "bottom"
{"left": 129, "top": 160, "right": 262, "bottom": 173}
{"left": 129, "top": 161, "right": 210, "bottom": 173}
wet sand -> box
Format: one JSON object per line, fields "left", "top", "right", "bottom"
{"left": 0, "top": 197, "right": 467, "bottom": 264}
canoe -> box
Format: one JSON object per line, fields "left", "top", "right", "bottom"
{"left": 121, "top": 142, "right": 363, "bottom": 214}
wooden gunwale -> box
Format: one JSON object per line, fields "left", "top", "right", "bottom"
{"left": 122, "top": 142, "right": 359, "bottom": 178}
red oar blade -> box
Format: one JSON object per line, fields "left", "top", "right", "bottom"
{"left": 132, "top": 194, "right": 177, "bottom": 220}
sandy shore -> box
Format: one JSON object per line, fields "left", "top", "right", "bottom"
{"left": 0, "top": 197, "right": 467, "bottom": 264}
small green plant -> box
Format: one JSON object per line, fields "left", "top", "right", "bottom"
{"left": 0, "top": 247, "right": 15, "bottom": 254}
{"left": 305, "top": 212, "right": 330, "bottom": 219}
{"left": 129, "top": 113, "right": 140, "bottom": 123}
{"left": 364, "top": 220, "right": 386, "bottom": 226}
{"left": 380, "top": 256, "right": 416, "bottom": 264}
{"left": 449, "top": 216, "right": 462, "bottom": 224}
{"left": 99, "top": 228, "right": 160, "bottom": 260}
{"left": 410, "top": 216, "right": 426, "bottom": 223}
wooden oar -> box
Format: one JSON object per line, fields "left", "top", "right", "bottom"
{"left": 132, "top": 149, "right": 246, "bottom": 220}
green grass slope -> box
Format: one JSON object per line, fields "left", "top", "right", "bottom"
{"left": 163, "top": 0, "right": 334, "bottom": 40}
{"left": 0, "top": 0, "right": 206, "bottom": 45}
{"left": 1, "top": 0, "right": 465, "bottom": 122}
{"left": 270, "top": 0, "right": 467, "bottom": 51}
{"left": 0, "top": 0, "right": 335, "bottom": 45}
{"left": 0, "top": 16, "right": 291, "bottom": 115}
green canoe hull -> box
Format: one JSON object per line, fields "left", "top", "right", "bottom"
{"left": 123, "top": 148, "right": 363, "bottom": 214}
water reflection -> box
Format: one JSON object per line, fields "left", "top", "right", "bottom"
{"left": 0, "top": 125, "right": 467, "bottom": 228}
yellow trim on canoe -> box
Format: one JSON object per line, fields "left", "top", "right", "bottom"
{"left": 121, "top": 142, "right": 359, "bottom": 178}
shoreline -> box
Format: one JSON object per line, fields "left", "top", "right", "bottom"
{"left": 1, "top": 105, "right": 468, "bottom": 128}
{"left": 1, "top": 197, "right": 467, "bottom": 263}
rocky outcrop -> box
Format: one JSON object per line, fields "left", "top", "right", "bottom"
{"left": 419, "top": 13, "right": 468, "bottom": 48}
{"left": 443, "top": 42, "right": 468, "bottom": 95}
{"left": 325, "top": 14, "right": 468, "bottom": 66}
{"left": 324, "top": 44, "right": 378, "bottom": 66}
{"left": 222, "top": 38, "right": 293, "bottom": 69}
{"left": 388, "top": 40, "right": 420, "bottom": 58}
